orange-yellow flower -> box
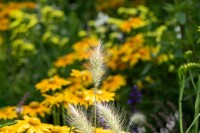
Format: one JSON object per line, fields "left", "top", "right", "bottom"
{"left": 21, "top": 101, "right": 50, "bottom": 117}
{"left": 42, "top": 93, "right": 66, "bottom": 108}
{"left": 49, "top": 125, "right": 74, "bottom": 133}
{"left": 94, "top": 127, "right": 128, "bottom": 133}
{"left": 42, "top": 91, "right": 78, "bottom": 108}
{"left": 54, "top": 53, "right": 76, "bottom": 67}
{"left": 64, "top": 89, "right": 89, "bottom": 108}
{"left": 102, "top": 75, "right": 126, "bottom": 92}
{"left": 70, "top": 69, "right": 92, "bottom": 83}
{"left": 0, "top": 2, "right": 36, "bottom": 31}
{"left": 0, "top": 106, "right": 18, "bottom": 120}
{"left": 84, "top": 89, "right": 115, "bottom": 105}
{"left": 72, "top": 38, "right": 98, "bottom": 60}
{"left": 120, "top": 17, "right": 145, "bottom": 33}
{"left": 12, "top": 115, "right": 51, "bottom": 133}
{"left": 35, "top": 75, "right": 71, "bottom": 93}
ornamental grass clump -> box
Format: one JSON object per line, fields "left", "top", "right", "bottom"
{"left": 67, "top": 41, "right": 129, "bottom": 133}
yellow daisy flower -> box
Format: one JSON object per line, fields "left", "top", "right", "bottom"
{"left": 42, "top": 93, "right": 65, "bottom": 108}
{"left": 0, "top": 106, "right": 18, "bottom": 120}
{"left": 84, "top": 89, "right": 115, "bottom": 105}
{"left": 54, "top": 53, "right": 76, "bottom": 68}
{"left": 35, "top": 75, "right": 71, "bottom": 93}
{"left": 95, "top": 127, "right": 114, "bottom": 133}
{"left": 13, "top": 115, "right": 51, "bottom": 133}
{"left": 120, "top": 17, "right": 146, "bottom": 33}
{"left": 106, "top": 46, "right": 127, "bottom": 70}
{"left": 49, "top": 125, "right": 74, "bottom": 133}
{"left": 42, "top": 92, "right": 78, "bottom": 108}
{"left": 64, "top": 89, "right": 89, "bottom": 108}
{"left": 72, "top": 38, "right": 98, "bottom": 60}
{"left": 70, "top": 69, "right": 92, "bottom": 83}
{"left": 21, "top": 101, "right": 50, "bottom": 117}
{"left": 102, "top": 75, "right": 126, "bottom": 92}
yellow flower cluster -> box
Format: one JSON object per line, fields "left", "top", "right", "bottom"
{"left": 36, "top": 69, "right": 123, "bottom": 108}
{"left": 21, "top": 101, "right": 50, "bottom": 117}
{"left": 120, "top": 17, "right": 146, "bottom": 33}
{"left": 54, "top": 38, "right": 98, "bottom": 68}
{"left": 35, "top": 75, "right": 71, "bottom": 93}
{"left": 107, "top": 34, "right": 160, "bottom": 70}
{"left": 11, "top": 39, "right": 36, "bottom": 57}
{"left": 0, "top": 115, "right": 74, "bottom": 133}
{"left": 0, "top": 2, "right": 36, "bottom": 31}
{"left": 0, "top": 106, "right": 18, "bottom": 120}
{"left": 9, "top": 10, "right": 38, "bottom": 38}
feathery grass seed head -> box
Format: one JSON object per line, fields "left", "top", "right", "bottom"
{"left": 88, "top": 41, "right": 107, "bottom": 88}
{"left": 67, "top": 104, "right": 93, "bottom": 133}
{"left": 96, "top": 103, "right": 124, "bottom": 133}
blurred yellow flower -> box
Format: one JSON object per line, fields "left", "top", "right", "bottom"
{"left": 102, "top": 75, "right": 126, "bottom": 92}
{"left": 64, "top": 89, "right": 89, "bottom": 108}
{"left": 72, "top": 38, "right": 98, "bottom": 60}
{"left": 70, "top": 69, "right": 92, "bottom": 83}
{"left": 95, "top": 127, "right": 113, "bottom": 133}
{"left": 42, "top": 92, "right": 78, "bottom": 108}
{"left": 144, "top": 76, "right": 155, "bottom": 84}
{"left": 156, "top": 54, "right": 169, "bottom": 64}
{"left": 13, "top": 115, "right": 51, "bottom": 133}
{"left": 49, "top": 125, "right": 74, "bottom": 133}
{"left": 42, "top": 93, "right": 65, "bottom": 108}
{"left": 35, "top": 75, "right": 71, "bottom": 93}
{"left": 9, "top": 10, "right": 38, "bottom": 38}
{"left": 11, "top": 39, "right": 36, "bottom": 57}
{"left": 120, "top": 17, "right": 146, "bottom": 33}
{"left": 54, "top": 53, "right": 76, "bottom": 68}
{"left": 22, "top": 101, "right": 50, "bottom": 117}
{"left": 96, "top": 0, "right": 124, "bottom": 11}
{"left": 0, "top": 2, "right": 36, "bottom": 31}
{"left": 41, "top": 6, "right": 64, "bottom": 23}
{"left": 0, "top": 106, "right": 17, "bottom": 120}
{"left": 84, "top": 90, "right": 115, "bottom": 105}
{"left": 94, "top": 127, "right": 128, "bottom": 133}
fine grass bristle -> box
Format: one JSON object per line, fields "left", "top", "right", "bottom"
{"left": 67, "top": 104, "right": 93, "bottom": 133}
{"left": 96, "top": 103, "right": 124, "bottom": 133}
{"left": 88, "top": 41, "right": 107, "bottom": 88}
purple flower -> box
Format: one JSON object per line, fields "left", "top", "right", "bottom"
{"left": 128, "top": 85, "right": 142, "bottom": 112}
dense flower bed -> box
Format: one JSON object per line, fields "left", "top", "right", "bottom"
{"left": 0, "top": 0, "right": 200, "bottom": 132}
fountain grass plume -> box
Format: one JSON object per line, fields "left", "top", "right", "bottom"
{"left": 87, "top": 41, "right": 107, "bottom": 132}
{"left": 88, "top": 41, "right": 107, "bottom": 89}
{"left": 96, "top": 103, "right": 125, "bottom": 133}
{"left": 67, "top": 104, "right": 93, "bottom": 133}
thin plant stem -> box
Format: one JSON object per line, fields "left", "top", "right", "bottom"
{"left": 69, "top": 126, "right": 72, "bottom": 133}
{"left": 186, "top": 113, "right": 200, "bottom": 133}
{"left": 57, "top": 106, "right": 61, "bottom": 125}
{"left": 193, "top": 75, "right": 200, "bottom": 133}
{"left": 62, "top": 104, "right": 66, "bottom": 125}
{"left": 179, "top": 74, "right": 185, "bottom": 133}
{"left": 189, "top": 70, "right": 197, "bottom": 90}
{"left": 193, "top": 91, "right": 200, "bottom": 133}
{"left": 53, "top": 105, "right": 57, "bottom": 125}
{"left": 94, "top": 87, "right": 97, "bottom": 133}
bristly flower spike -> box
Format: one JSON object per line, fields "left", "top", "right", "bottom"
{"left": 96, "top": 103, "right": 124, "bottom": 133}
{"left": 88, "top": 41, "right": 106, "bottom": 89}
{"left": 67, "top": 104, "right": 93, "bottom": 133}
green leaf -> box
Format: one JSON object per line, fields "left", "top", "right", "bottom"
{"left": 163, "top": 3, "right": 175, "bottom": 12}
{"left": 175, "top": 12, "right": 186, "bottom": 25}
